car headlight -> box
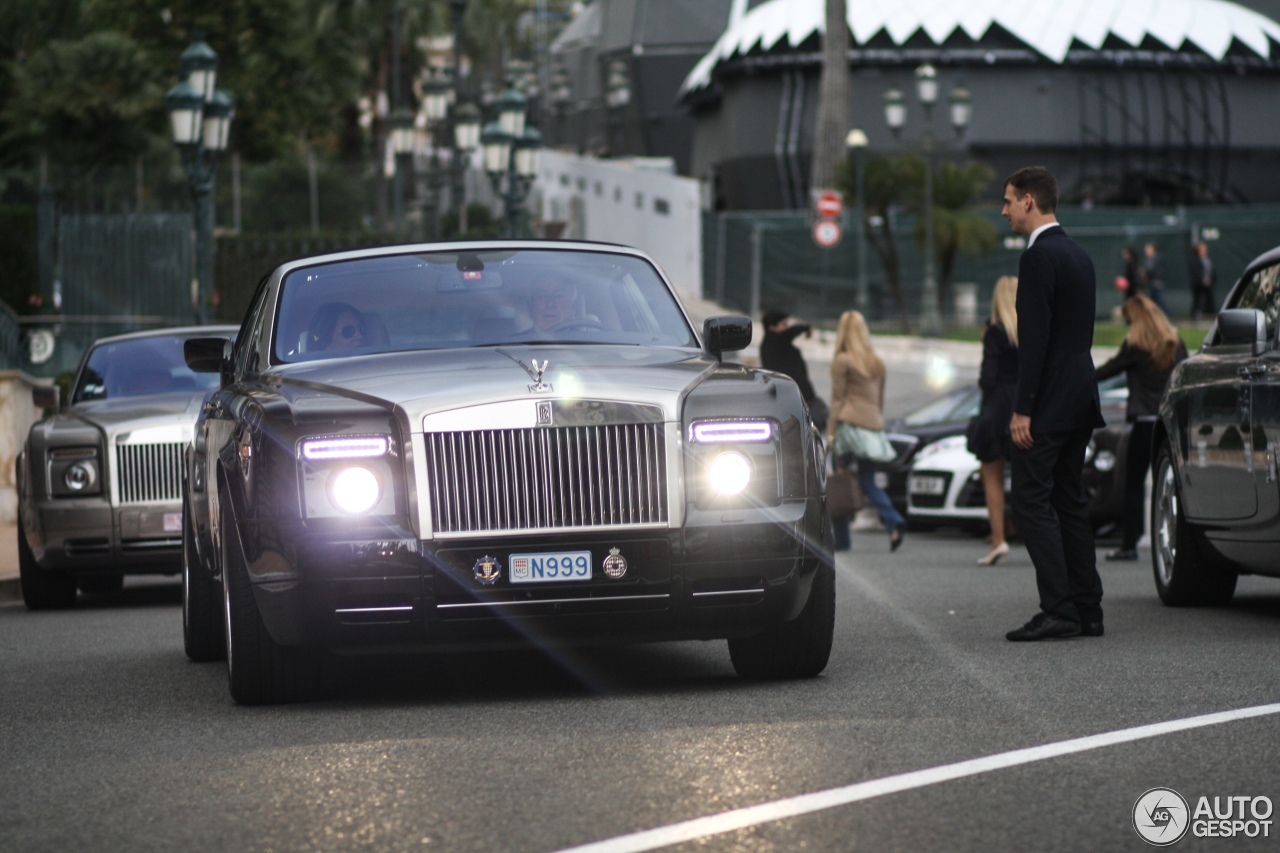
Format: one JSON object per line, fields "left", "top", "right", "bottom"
{"left": 689, "top": 420, "right": 773, "bottom": 443}
{"left": 1093, "top": 450, "right": 1116, "bottom": 472}
{"left": 49, "top": 447, "right": 101, "bottom": 497}
{"left": 914, "top": 435, "right": 967, "bottom": 462}
{"left": 707, "top": 451, "right": 752, "bottom": 495}
{"left": 64, "top": 461, "right": 97, "bottom": 491}
{"left": 330, "top": 466, "right": 381, "bottom": 514}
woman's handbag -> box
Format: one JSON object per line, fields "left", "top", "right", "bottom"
{"left": 834, "top": 421, "right": 898, "bottom": 463}
{"left": 825, "top": 453, "right": 866, "bottom": 517}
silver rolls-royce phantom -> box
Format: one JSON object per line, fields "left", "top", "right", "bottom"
{"left": 179, "top": 242, "right": 834, "bottom": 704}
{"left": 16, "top": 326, "right": 238, "bottom": 608}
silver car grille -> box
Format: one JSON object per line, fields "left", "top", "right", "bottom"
{"left": 425, "top": 424, "right": 668, "bottom": 534}
{"left": 116, "top": 442, "right": 185, "bottom": 504}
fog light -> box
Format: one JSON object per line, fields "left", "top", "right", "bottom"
{"left": 708, "top": 451, "right": 751, "bottom": 495}
{"left": 1094, "top": 450, "right": 1117, "bottom": 472}
{"left": 331, "top": 467, "right": 380, "bottom": 513}
{"left": 64, "top": 462, "right": 97, "bottom": 491}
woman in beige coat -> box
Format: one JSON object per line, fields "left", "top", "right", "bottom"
{"left": 827, "top": 310, "right": 906, "bottom": 551}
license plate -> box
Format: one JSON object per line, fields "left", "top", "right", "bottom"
{"left": 163, "top": 512, "right": 182, "bottom": 532}
{"left": 509, "top": 550, "right": 592, "bottom": 584}
{"left": 909, "top": 475, "right": 946, "bottom": 496}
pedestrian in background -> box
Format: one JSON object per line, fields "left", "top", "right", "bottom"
{"left": 1119, "top": 245, "right": 1143, "bottom": 300}
{"left": 1189, "top": 241, "right": 1216, "bottom": 320}
{"left": 1142, "top": 242, "right": 1171, "bottom": 316}
{"left": 760, "top": 309, "right": 827, "bottom": 432}
{"left": 1000, "top": 166, "right": 1106, "bottom": 642}
{"left": 827, "top": 310, "right": 906, "bottom": 552}
{"left": 967, "top": 275, "right": 1020, "bottom": 566}
{"left": 1095, "top": 294, "right": 1188, "bottom": 561}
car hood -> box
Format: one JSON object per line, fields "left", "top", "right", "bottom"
{"left": 67, "top": 391, "right": 209, "bottom": 443}
{"left": 267, "top": 346, "right": 718, "bottom": 426}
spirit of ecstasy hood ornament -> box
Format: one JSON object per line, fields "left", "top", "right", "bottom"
{"left": 497, "top": 349, "right": 553, "bottom": 393}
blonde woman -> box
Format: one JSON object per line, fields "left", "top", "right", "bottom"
{"left": 827, "top": 310, "right": 906, "bottom": 552}
{"left": 1095, "top": 294, "right": 1188, "bottom": 560}
{"left": 969, "top": 276, "right": 1020, "bottom": 565}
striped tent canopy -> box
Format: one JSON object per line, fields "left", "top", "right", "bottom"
{"left": 682, "top": 0, "right": 1280, "bottom": 93}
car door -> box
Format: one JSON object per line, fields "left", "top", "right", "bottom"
{"left": 1239, "top": 263, "right": 1280, "bottom": 537}
{"left": 1180, "top": 274, "right": 1263, "bottom": 522}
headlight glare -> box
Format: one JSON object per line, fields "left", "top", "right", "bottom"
{"left": 707, "top": 451, "right": 752, "bottom": 495}
{"left": 1094, "top": 449, "right": 1116, "bottom": 472}
{"left": 331, "top": 467, "right": 381, "bottom": 513}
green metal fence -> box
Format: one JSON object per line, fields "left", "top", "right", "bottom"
{"left": 703, "top": 206, "right": 1280, "bottom": 326}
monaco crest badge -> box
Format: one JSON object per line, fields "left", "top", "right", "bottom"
{"left": 602, "top": 547, "right": 628, "bottom": 579}
{"left": 473, "top": 555, "right": 502, "bottom": 585}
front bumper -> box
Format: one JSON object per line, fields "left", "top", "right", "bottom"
{"left": 28, "top": 498, "right": 184, "bottom": 573}
{"left": 244, "top": 500, "right": 825, "bottom": 651}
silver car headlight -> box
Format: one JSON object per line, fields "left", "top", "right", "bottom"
{"left": 1093, "top": 449, "right": 1116, "bottom": 472}
{"left": 49, "top": 447, "right": 101, "bottom": 497}
{"left": 707, "top": 451, "right": 752, "bottom": 495}
{"left": 689, "top": 419, "right": 779, "bottom": 507}
{"left": 299, "top": 435, "right": 396, "bottom": 518}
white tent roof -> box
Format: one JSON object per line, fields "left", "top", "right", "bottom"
{"left": 681, "top": 0, "right": 1280, "bottom": 93}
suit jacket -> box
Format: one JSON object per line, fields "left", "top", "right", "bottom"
{"left": 978, "top": 321, "right": 1018, "bottom": 430}
{"left": 1014, "top": 225, "right": 1105, "bottom": 432}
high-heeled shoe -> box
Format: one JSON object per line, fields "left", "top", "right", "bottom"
{"left": 977, "top": 542, "right": 1010, "bottom": 565}
{"left": 889, "top": 524, "right": 906, "bottom": 552}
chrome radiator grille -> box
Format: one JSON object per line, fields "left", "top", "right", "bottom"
{"left": 425, "top": 424, "right": 668, "bottom": 534}
{"left": 116, "top": 442, "right": 185, "bottom": 504}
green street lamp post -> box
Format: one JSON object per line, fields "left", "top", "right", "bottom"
{"left": 884, "top": 65, "right": 970, "bottom": 337}
{"left": 166, "top": 34, "right": 233, "bottom": 325}
{"left": 845, "top": 128, "right": 869, "bottom": 315}
{"left": 481, "top": 89, "right": 541, "bottom": 238}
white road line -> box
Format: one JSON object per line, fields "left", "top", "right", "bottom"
{"left": 550, "top": 702, "right": 1280, "bottom": 853}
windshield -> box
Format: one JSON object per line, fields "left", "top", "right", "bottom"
{"left": 274, "top": 249, "right": 697, "bottom": 362}
{"left": 900, "top": 387, "right": 980, "bottom": 426}
{"left": 73, "top": 335, "right": 223, "bottom": 403}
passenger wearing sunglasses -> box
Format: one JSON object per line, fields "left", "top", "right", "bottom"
{"left": 307, "top": 302, "right": 366, "bottom": 351}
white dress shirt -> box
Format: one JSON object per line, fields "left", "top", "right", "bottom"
{"left": 1026, "top": 221, "right": 1060, "bottom": 248}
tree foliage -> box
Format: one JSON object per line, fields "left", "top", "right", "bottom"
{"left": 835, "top": 152, "right": 998, "bottom": 327}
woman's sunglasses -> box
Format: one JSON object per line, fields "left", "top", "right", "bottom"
{"left": 337, "top": 323, "right": 362, "bottom": 340}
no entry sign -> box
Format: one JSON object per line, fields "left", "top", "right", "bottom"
{"left": 815, "top": 191, "right": 843, "bottom": 219}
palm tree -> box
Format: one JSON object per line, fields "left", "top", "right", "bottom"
{"left": 808, "top": 0, "right": 848, "bottom": 197}
{"left": 911, "top": 160, "right": 999, "bottom": 312}
{"left": 834, "top": 152, "right": 918, "bottom": 331}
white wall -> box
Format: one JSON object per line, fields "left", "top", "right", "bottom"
{"left": 538, "top": 151, "right": 703, "bottom": 300}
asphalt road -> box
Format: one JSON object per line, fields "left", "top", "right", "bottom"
{"left": 5, "top": 359, "right": 1278, "bottom": 852}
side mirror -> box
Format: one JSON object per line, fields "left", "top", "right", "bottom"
{"left": 1216, "top": 308, "right": 1267, "bottom": 356}
{"left": 32, "top": 385, "right": 59, "bottom": 412}
{"left": 184, "top": 337, "right": 233, "bottom": 374}
{"left": 703, "top": 315, "right": 752, "bottom": 361}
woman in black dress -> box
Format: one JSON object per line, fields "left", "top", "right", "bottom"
{"left": 1096, "top": 294, "right": 1188, "bottom": 560}
{"left": 969, "top": 275, "right": 1020, "bottom": 565}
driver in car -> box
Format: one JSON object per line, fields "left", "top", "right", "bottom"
{"left": 529, "top": 280, "right": 578, "bottom": 332}
{"left": 307, "top": 302, "right": 366, "bottom": 351}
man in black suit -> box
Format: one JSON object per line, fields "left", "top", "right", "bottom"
{"left": 1001, "top": 167, "right": 1107, "bottom": 641}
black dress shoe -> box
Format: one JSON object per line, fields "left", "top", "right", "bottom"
{"left": 1006, "top": 612, "right": 1082, "bottom": 641}
{"left": 1106, "top": 548, "right": 1139, "bottom": 561}
{"left": 1081, "top": 621, "right": 1104, "bottom": 637}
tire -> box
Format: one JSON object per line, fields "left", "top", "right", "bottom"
{"left": 183, "top": 495, "right": 224, "bottom": 662}
{"left": 18, "top": 517, "right": 76, "bottom": 610}
{"left": 1151, "top": 443, "right": 1237, "bottom": 606}
{"left": 729, "top": 558, "right": 836, "bottom": 680}
{"left": 77, "top": 574, "right": 124, "bottom": 594}
{"left": 220, "top": 488, "right": 323, "bottom": 704}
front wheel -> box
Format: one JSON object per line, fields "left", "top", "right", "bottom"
{"left": 1151, "top": 443, "right": 1236, "bottom": 606}
{"left": 183, "top": 495, "right": 224, "bottom": 662}
{"left": 728, "top": 560, "right": 835, "bottom": 679}
{"left": 18, "top": 517, "right": 76, "bottom": 610}
{"left": 221, "top": 488, "right": 323, "bottom": 704}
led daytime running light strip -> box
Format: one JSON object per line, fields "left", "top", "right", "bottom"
{"left": 302, "top": 437, "right": 389, "bottom": 460}
{"left": 691, "top": 421, "right": 773, "bottom": 443}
